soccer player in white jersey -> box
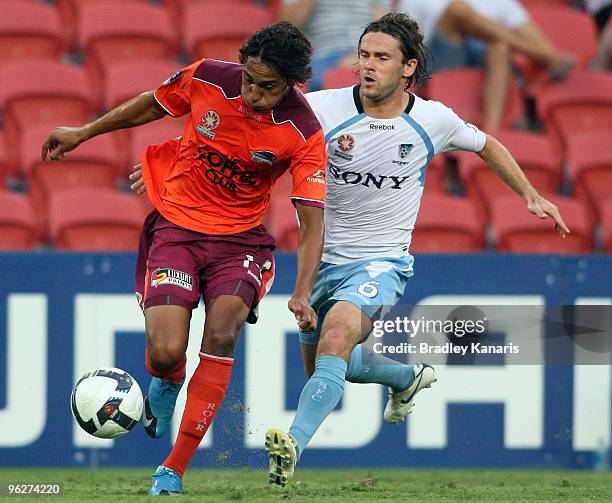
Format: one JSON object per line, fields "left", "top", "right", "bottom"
{"left": 264, "top": 13, "right": 570, "bottom": 487}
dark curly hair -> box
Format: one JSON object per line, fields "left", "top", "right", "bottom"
{"left": 239, "top": 21, "right": 313, "bottom": 86}
{"left": 359, "top": 13, "right": 431, "bottom": 90}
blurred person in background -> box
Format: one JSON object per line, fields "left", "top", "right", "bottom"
{"left": 280, "top": 0, "right": 391, "bottom": 90}
{"left": 398, "top": 0, "right": 575, "bottom": 131}
{"left": 585, "top": 0, "right": 612, "bottom": 70}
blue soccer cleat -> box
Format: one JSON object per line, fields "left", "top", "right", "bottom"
{"left": 148, "top": 465, "right": 182, "bottom": 496}
{"left": 143, "top": 377, "right": 184, "bottom": 438}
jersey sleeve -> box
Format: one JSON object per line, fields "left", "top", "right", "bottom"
{"left": 288, "top": 129, "right": 327, "bottom": 208}
{"left": 437, "top": 103, "right": 487, "bottom": 153}
{"left": 153, "top": 59, "right": 206, "bottom": 118}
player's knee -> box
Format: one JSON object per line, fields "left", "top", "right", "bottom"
{"left": 147, "top": 344, "right": 184, "bottom": 374}
{"left": 488, "top": 39, "right": 510, "bottom": 57}
{"left": 203, "top": 328, "right": 238, "bottom": 357}
{"left": 318, "top": 326, "right": 352, "bottom": 358}
{"left": 445, "top": 0, "right": 475, "bottom": 24}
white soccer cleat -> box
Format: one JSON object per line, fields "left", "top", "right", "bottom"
{"left": 265, "top": 428, "right": 297, "bottom": 487}
{"left": 383, "top": 363, "right": 436, "bottom": 424}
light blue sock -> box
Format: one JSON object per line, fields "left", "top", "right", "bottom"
{"left": 346, "top": 344, "right": 414, "bottom": 392}
{"left": 289, "top": 355, "right": 347, "bottom": 459}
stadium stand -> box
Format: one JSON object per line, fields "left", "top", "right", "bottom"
{"left": 49, "top": 189, "right": 143, "bottom": 251}
{"left": 410, "top": 193, "right": 484, "bottom": 252}
{"left": 514, "top": 4, "right": 598, "bottom": 89}
{"left": 0, "top": 190, "right": 36, "bottom": 250}
{"left": 322, "top": 67, "right": 360, "bottom": 90}
{"left": 0, "top": 61, "right": 95, "bottom": 165}
{"left": 492, "top": 194, "right": 593, "bottom": 253}
{"left": 566, "top": 130, "right": 612, "bottom": 221}
{"left": 103, "top": 61, "right": 183, "bottom": 111}
{"left": 183, "top": 2, "right": 273, "bottom": 62}
{"left": 264, "top": 173, "right": 298, "bottom": 251}
{"left": 0, "top": 132, "right": 8, "bottom": 182}
{"left": 427, "top": 68, "right": 524, "bottom": 130}
{"left": 535, "top": 70, "right": 612, "bottom": 156}
{"left": 78, "top": 1, "right": 179, "bottom": 94}
{"left": 0, "top": 1, "right": 64, "bottom": 67}
{"left": 126, "top": 119, "right": 185, "bottom": 170}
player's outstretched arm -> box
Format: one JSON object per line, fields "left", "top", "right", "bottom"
{"left": 41, "top": 91, "right": 166, "bottom": 162}
{"left": 288, "top": 202, "right": 324, "bottom": 333}
{"left": 478, "top": 134, "right": 570, "bottom": 238}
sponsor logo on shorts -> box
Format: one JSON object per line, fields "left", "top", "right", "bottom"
{"left": 196, "top": 111, "right": 220, "bottom": 140}
{"left": 151, "top": 268, "right": 193, "bottom": 291}
{"left": 250, "top": 150, "right": 277, "bottom": 165}
{"left": 135, "top": 292, "right": 143, "bottom": 306}
{"left": 307, "top": 169, "right": 326, "bottom": 184}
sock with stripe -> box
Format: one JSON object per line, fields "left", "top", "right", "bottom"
{"left": 346, "top": 344, "right": 414, "bottom": 392}
{"left": 163, "top": 352, "right": 233, "bottom": 476}
{"left": 289, "top": 355, "right": 347, "bottom": 459}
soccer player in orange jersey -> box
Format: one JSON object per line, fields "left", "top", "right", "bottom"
{"left": 41, "top": 22, "right": 326, "bottom": 495}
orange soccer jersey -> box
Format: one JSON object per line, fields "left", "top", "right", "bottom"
{"left": 140, "top": 58, "right": 327, "bottom": 235}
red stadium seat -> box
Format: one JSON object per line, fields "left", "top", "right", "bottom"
{"left": 49, "top": 189, "right": 143, "bottom": 251}
{"left": 0, "top": 190, "right": 36, "bottom": 250}
{"left": 456, "top": 130, "right": 562, "bottom": 220}
{"left": 78, "top": 2, "right": 178, "bottom": 90}
{"left": 514, "top": 6, "right": 598, "bottom": 88}
{"left": 103, "top": 61, "right": 183, "bottom": 110}
{"left": 535, "top": 71, "right": 612, "bottom": 156}
{"left": 566, "top": 131, "right": 612, "bottom": 222}
{"left": 427, "top": 68, "right": 523, "bottom": 130}
{"left": 492, "top": 194, "right": 593, "bottom": 254}
{"left": 322, "top": 67, "right": 360, "bottom": 90}
{"left": 411, "top": 193, "right": 484, "bottom": 253}
{"left": 19, "top": 125, "right": 122, "bottom": 228}
{"left": 0, "top": 132, "right": 8, "bottom": 183}
{"left": 0, "top": 2, "right": 63, "bottom": 67}
{"left": 0, "top": 61, "right": 95, "bottom": 165}
{"left": 127, "top": 119, "right": 185, "bottom": 168}
{"left": 423, "top": 156, "right": 446, "bottom": 194}
{"left": 600, "top": 199, "right": 612, "bottom": 254}
{"left": 266, "top": 173, "right": 298, "bottom": 251}
{"left": 184, "top": 2, "right": 273, "bottom": 62}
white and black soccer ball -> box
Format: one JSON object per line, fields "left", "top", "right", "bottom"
{"left": 71, "top": 367, "right": 143, "bottom": 439}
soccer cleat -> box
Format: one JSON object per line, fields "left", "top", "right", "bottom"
{"left": 143, "top": 377, "right": 184, "bottom": 438}
{"left": 383, "top": 363, "right": 436, "bottom": 424}
{"left": 148, "top": 465, "right": 182, "bottom": 496}
{"left": 265, "top": 428, "right": 297, "bottom": 487}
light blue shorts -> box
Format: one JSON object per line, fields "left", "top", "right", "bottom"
{"left": 299, "top": 255, "right": 414, "bottom": 346}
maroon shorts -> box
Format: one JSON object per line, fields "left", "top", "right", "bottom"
{"left": 135, "top": 210, "right": 275, "bottom": 323}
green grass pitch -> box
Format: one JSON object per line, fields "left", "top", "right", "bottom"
{"left": 0, "top": 468, "right": 610, "bottom": 502}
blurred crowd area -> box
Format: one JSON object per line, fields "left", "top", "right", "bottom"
{"left": 0, "top": 0, "right": 610, "bottom": 254}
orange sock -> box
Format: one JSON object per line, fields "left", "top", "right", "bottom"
{"left": 145, "top": 349, "right": 186, "bottom": 385}
{"left": 163, "top": 352, "right": 233, "bottom": 477}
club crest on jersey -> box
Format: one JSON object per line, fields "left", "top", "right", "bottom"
{"left": 398, "top": 143, "right": 413, "bottom": 158}
{"left": 151, "top": 268, "right": 193, "bottom": 291}
{"left": 196, "top": 111, "right": 220, "bottom": 139}
{"left": 250, "top": 150, "right": 277, "bottom": 165}
{"left": 333, "top": 134, "right": 355, "bottom": 161}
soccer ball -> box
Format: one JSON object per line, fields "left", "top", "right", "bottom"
{"left": 71, "top": 367, "right": 143, "bottom": 439}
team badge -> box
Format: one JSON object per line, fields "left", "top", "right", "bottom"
{"left": 398, "top": 143, "right": 413, "bottom": 158}
{"left": 338, "top": 134, "right": 355, "bottom": 152}
{"left": 196, "top": 111, "right": 220, "bottom": 139}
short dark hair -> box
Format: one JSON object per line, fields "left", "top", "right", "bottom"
{"left": 239, "top": 21, "right": 313, "bottom": 86}
{"left": 359, "top": 13, "right": 431, "bottom": 90}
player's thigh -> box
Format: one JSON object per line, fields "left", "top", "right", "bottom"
{"left": 317, "top": 300, "right": 371, "bottom": 360}
{"left": 201, "top": 294, "right": 250, "bottom": 357}
{"left": 144, "top": 304, "right": 191, "bottom": 358}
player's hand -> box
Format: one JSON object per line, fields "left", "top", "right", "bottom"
{"left": 129, "top": 164, "right": 147, "bottom": 194}
{"left": 526, "top": 193, "right": 571, "bottom": 238}
{"left": 288, "top": 296, "right": 317, "bottom": 333}
{"left": 41, "top": 127, "right": 88, "bottom": 161}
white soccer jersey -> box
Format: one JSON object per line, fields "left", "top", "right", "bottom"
{"left": 305, "top": 86, "right": 486, "bottom": 264}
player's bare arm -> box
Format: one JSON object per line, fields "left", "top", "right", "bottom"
{"left": 288, "top": 202, "right": 324, "bottom": 333}
{"left": 41, "top": 91, "right": 166, "bottom": 162}
{"left": 478, "top": 134, "right": 570, "bottom": 238}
